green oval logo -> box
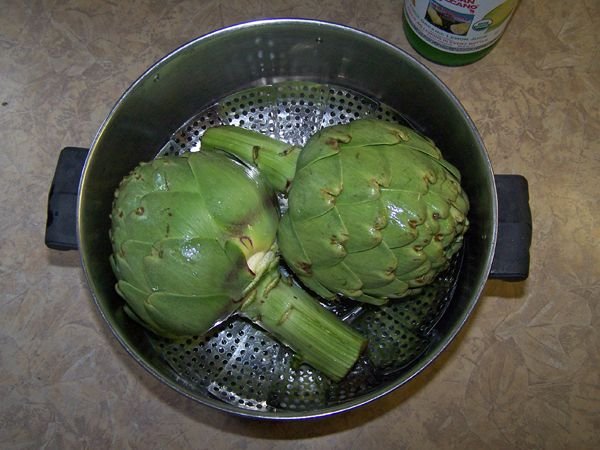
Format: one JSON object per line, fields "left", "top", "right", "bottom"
{"left": 473, "top": 19, "right": 492, "bottom": 31}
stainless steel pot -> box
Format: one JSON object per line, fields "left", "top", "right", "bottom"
{"left": 45, "top": 19, "right": 531, "bottom": 419}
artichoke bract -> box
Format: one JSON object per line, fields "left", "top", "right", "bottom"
{"left": 201, "top": 119, "right": 469, "bottom": 305}
{"left": 109, "top": 150, "right": 366, "bottom": 381}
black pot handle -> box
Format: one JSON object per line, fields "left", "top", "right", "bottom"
{"left": 45, "top": 147, "right": 88, "bottom": 251}
{"left": 489, "top": 174, "right": 532, "bottom": 281}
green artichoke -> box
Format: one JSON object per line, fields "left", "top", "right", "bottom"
{"left": 201, "top": 118, "right": 469, "bottom": 305}
{"left": 109, "top": 150, "right": 365, "bottom": 381}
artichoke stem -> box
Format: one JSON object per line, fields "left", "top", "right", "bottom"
{"left": 240, "top": 272, "right": 366, "bottom": 381}
{"left": 202, "top": 126, "right": 299, "bottom": 193}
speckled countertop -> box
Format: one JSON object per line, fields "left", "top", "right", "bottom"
{"left": 1, "top": 1, "right": 598, "bottom": 448}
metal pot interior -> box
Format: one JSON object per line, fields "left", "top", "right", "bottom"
{"left": 78, "top": 19, "right": 496, "bottom": 419}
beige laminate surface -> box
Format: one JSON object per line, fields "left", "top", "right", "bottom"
{"left": 1, "top": 1, "right": 598, "bottom": 448}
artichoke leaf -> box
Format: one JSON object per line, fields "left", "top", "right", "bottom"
{"left": 278, "top": 217, "right": 345, "bottom": 301}
{"left": 396, "top": 131, "right": 443, "bottom": 160}
{"left": 381, "top": 190, "right": 429, "bottom": 230}
{"left": 334, "top": 200, "right": 386, "bottom": 253}
{"left": 188, "top": 151, "right": 275, "bottom": 228}
{"left": 354, "top": 292, "right": 389, "bottom": 305}
{"left": 385, "top": 149, "right": 444, "bottom": 192}
{"left": 296, "top": 274, "right": 339, "bottom": 300}
{"left": 292, "top": 209, "right": 349, "bottom": 267}
{"left": 111, "top": 240, "right": 154, "bottom": 290}
{"left": 342, "top": 240, "right": 397, "bottom": 289}
{"left": 277, "top": 214, "right": 313, "bottom": 276}
{"left": 143, "top": 238, "right": 250, "bottom": 297}
{"left": 150, "top": 156, "right": 198, "bottom": 192}
{"left": 391, "top": 246, "right": 429, "bottom": 275}
{"left": 422, "top": 190, "right": 452, "bottom": 220}
{"left": 380, "top": 214, "right": 419, "bottom": 249}
{"left": 401, "top": 259, "right": 434, "bottom": 286}
{"left": 339, "top": 119, "right": 411, "bottom": 148}
{"left": 289, "top": 153, "right": 341, "bottom": 220}
{"left": 115, "top": 157, "right": 196, "bottom": 211}
{"left": 364, "top": 277, "right": 410, "bottom": 299}
{"left": 450, "top": 186, "right": 470, "bottom": 213}
{"left": 343, "top": 119, "right": 443, "bottom": 164}
{"left": 145, "top": 291, "right": 236, "bottom": 337}
{"left": 434, "top": 213, "right": 459, "bottom": 248}
{"left": 337, "top": 145, "right": 390, "bottom": 204}
{"left": 221, "top": 202, "right": 279, "bottom": 258}
{"left": 423, "top": 241, "right": 447, "bottom": 270}
{"left": 128, "top": 191, "right": 217, "bottom": 241}
{"left": 312, "top": 262, "right": 364, "bottom": 300}
{"left": 116, "top": 280, "right": 168, "bottom": 336}
{"left": 434, "top": 176, "right": 461, "bottom": 200}
{"left": 295, "top": 128, "right": 343, "bottom": 171}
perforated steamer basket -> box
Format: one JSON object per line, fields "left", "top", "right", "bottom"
{"left": 71, "top": 20, "right": 501, "bottom": 419}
